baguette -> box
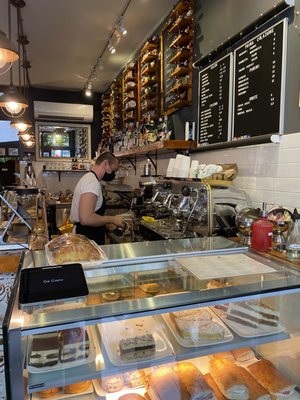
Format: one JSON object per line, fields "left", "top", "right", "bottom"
{"left": 146, "top": 366, "right": 181, "bottom": 400}
{"left": 238, "top": 368, "right": 271, "bottom": 400}
{"left": 247, "top": 359, "right": 296, "bottom": 396}
{"left": 211, "top": 351, "right": 234, "bottom": 361}
{"left": 204, "top": 373, "right": 227, "bottom": 400}
{"left": 209, "top": 358, "right": 249, "bottom": 400}
{"left": 174, "top": 362, "right": 214, "bottom": 400}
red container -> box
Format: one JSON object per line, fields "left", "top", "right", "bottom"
{"left": 251, "top": 216, "right": 273, "bottom": 252}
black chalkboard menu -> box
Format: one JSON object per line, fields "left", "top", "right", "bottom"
{"left": 233, "top": 19, "right": 287, "bottom": 139}
{"left": 198, "top": 54, "right": 232, "bottom": 145}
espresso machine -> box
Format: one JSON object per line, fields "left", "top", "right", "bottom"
{"left": 137, "top": 180, "right": 251, "bottom": 240}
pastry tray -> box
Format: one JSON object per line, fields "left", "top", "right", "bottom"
{"left": 27, "top": 327, "right": 96, "bottom": 374}
{"left": 93, "top": 381, "right": 146, "bottom": 399}
{"left": 45, "top": 239, "right": 107, "bottom": 267}
{"left": 97, "top": 316, "right": 174, "bottom": 366}
{"left": 161, "top": 307, "right": 233, "bottom": 347}
{"left": 31, "top": 382, "right": 94, "bottom": 400}
{"left": 211, "top": 307, "right": 286, "bottom": 338}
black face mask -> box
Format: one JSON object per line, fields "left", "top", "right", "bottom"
{"left": 102, "top": 171, "right": 116, "bottom": 182}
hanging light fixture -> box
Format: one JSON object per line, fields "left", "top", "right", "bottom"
{"left": 11, "top": 114, "right": 32, "bottom": 132}
{"left": 0, "top": 1, "right": 28, "bottom": 117}
{"left": 18, "top": 130, "right": 33, "bottom": 142}
{"left": 23, "top": 137, "right": 35, "bottom": 148}
{"left": 84, "top": 82, "right": 92, "bottom": 97}
{"left": 0, "top": 0, "right": 19, "bottom": 75}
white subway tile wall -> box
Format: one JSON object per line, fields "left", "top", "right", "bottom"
{"left": 32, "top": 132, "right": 300, "bottom": 211}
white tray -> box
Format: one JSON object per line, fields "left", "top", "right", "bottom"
{"left": 93, "top": 379, "right": 146, "bottom": 398}
{"left": 211, "top": 307, "right": 286, "bottom": 338}
{"left": 161, "top": 308, "right": 233, "bottom": 347}
{"left": 45, "top": 239, "right": 107, "bottom": 267}
{"left": 27, "top": 327, "right": 96, "bottom": 374}
{"left": 31, "top": 382, "right": 94, "bottom": 400}
{"left": 98, "top": 316, "right": 174, "bottom": 366}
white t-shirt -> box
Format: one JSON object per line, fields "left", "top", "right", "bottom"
{"left": 70, "top": 172, "right": 103, "bottom": 223}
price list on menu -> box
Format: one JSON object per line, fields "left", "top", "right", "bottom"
{"left": 198, "top": 54, "right": 232, "bottom": 144}
{"left": 233, "top": 20, "right": 286, "bottom": 139}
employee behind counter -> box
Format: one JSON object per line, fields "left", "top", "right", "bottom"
{"left": 70, "top": 152, "right": 128, "bottom": 245}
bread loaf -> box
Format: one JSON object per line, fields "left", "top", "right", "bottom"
{"left": 238, "top": 368, "right": 271, "bottom": 400}
{"left": 204, "top": 373, "right": 227, "bottom": 400}
{"left": 211, "top": 351, "right": 234, "bottom": 361}
{"left": 247, "top": 359, "right": 295, "bottom": 396}
{"left": 146, "top": 367, "right": 181, "bottom": 400}
{"left": 174, "top": 362, "right": 214, "bottom": 400}
{"left": 64, "top": 380, "right": 91, "bottom": 394}
{"left": 209, "top": 358, "right": 249, "bottom": 400}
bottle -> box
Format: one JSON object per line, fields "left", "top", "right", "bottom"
{"left": 251, "top": 202, "right": 273, "bottom": 252}
{"left": 286, "top": 208, "right": 300, "bottom": 261}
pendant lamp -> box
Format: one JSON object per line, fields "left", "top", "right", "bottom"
{"left": 11, "top": 113, "right": 32, "bottom": 133}
{"left": 0, "top": 1, "right": 19, "bottom": 75}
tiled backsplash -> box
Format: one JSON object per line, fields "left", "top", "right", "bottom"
{"left": 31, "top": 132, "right": 300, "bottom": 211}
{"left": 126, "top": 132, "right": 300, "bottom": 211}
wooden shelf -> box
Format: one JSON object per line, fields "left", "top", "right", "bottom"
{"left": 141, "top": 42, "right": 158, "bottom": 53}
{"left": 141, "top": 79, "right": 157, "bottom": 88}
{"left": 124, "top": 76, "right": 137, "bottom": 83}
{"left": 171, "top": 1, "right": 192, "bottom": 18}
{"left": 124, "top": 85, "right": 137, "bottom": 93}
{"left": 141, "top": 91, "right": 158, "bottom": 100}
{"left": 170, "top": 50, "right": 192, "bottom": 64}
{"left": 170, "top": 66, "right": 191, "bottom": 78}
{"left": 170, "top": 33, "right": 193, "bottom": 48}
{"left": 115, "top": 140, "right": 197, "bottom": 158}
{"left": 141, "top": 53, "right": 157, "bottom": 63}
{"left": 169, "top": 17, "right": 192, "bottom": 33}
{"left": 168, "top": 83, "right": 190, "bottom": 93}
{"left": 141, "top": 66, "right": 157, "bottom": 75}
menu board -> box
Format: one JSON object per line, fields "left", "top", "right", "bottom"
{"left": 161, "top": 28, "right": 176, "bottom": 113}
{"left": 198, "top": 54, "right": 232, "bottom": 144}
{"left": 233, "top": 19, "right": 287, "bottom": 139}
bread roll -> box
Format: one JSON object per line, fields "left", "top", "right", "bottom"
{"left": 146, "top": 366, "right": 181, "bottom": 400}
{"left": 101, "top": 374, "right": 123, "bottom": 393}
{"left": 102, "top": 291, "right": 121, "bottom": 301}
{"left": 36, "top": 387, "right": 60, "bottom": 398}
{"left": 211, "top": 351, "right": 234, "bottom": 361}
{"left": 118, "top": 394, "right": 145, "bottom": 400}
{"left": 174, "top": 362, "right": 214, "bottom": 400}
{"left": 123, "top": 370, "right": 146, "bottom": 387}
{"left": 204, "top": 373, "right": 227, "bottom": 400}
{"left": 139, "top": 283, "right": 161, "bottom": 295}
{"left": 247, "top": 359, "right": 296, "bottom": 396}
{"left": 209, "top": 358, "right": 249, "bottom": 400}
{"left": 64, "top": 380, "right": 91, "bottom": 394}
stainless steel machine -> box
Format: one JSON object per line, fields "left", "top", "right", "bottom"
{"left": 136, "top": 180, "right": 251, "bottom": 240}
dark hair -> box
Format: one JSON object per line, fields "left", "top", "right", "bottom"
{"left": 95, "top": 152, "right": 118, "bottom": 166}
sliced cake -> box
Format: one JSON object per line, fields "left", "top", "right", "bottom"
{"left": 59, "top": 327, "right": 90, "bottom": 363}
{"left": 29, "top": 332, "right": 59, "bottom": 368}
{"left": 119, "top": 333, "right": 155, "bottom": 360}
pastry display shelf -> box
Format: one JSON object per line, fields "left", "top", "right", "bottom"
{"left": 114, "top": 140, "right": 197, "bottom": 174}
{"left": 26, "top": 319, "right": 290, "bottom": 394}
{"left": 5, "top": 237, "right": 300, "bottom": 399}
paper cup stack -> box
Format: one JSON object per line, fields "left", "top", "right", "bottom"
{"left": 173, "top": 154, "right": 191, "bottom": 178}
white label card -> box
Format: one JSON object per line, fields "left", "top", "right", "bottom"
{"left": 176, "top": 253, "right": 276, "bottom": 280}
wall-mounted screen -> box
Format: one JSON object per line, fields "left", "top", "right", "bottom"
{"left": 35, "top": 122, "right": 91, "bottom": 160}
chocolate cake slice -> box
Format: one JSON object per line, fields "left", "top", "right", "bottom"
{"left": 59, "top": 327, "right": 90, "bottom": 363}
{"left": 29, "top": 332, "right": 59, "bottom": 368}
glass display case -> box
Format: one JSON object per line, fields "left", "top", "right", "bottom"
{"left": 3, "top": 237, "right": 300, "bottom": 399}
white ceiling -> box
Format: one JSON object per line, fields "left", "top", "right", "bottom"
{"left": 0, "top": 0, "right": 177, "bottom": 92}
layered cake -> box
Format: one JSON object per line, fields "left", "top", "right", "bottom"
{"left": 59, "top": 327, "right": 90, "bottom": 363}
{"left": 119, "top": 333, "right": 155, "bottom": 360}
{"left": 225, "top": 300, "right": 279, "bottom": 329}
{"left": 171, "top": 308, "right": 225, "bottom": 342}
{"left": 29, "top": 332, "right": 59, "bottom": 368}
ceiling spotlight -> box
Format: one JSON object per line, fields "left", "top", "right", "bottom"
{"left": 119, "top": 16, "right": 127, "bottom": 36}
{"left": 85, "top": 82, "right": 92, "bottom": 97}
{"left": 108, "top": 40, "right": 116, "bottom": 54}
